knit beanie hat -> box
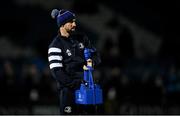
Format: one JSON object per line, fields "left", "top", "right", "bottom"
{"left": 51, "top": 9, "right": 76, "bottom": 27}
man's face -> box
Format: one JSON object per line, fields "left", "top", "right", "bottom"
{"left": 63, "top": 19, "right": 76, "bottom": 33}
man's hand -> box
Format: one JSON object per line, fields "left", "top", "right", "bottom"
{"left": 83, "top": 65, "right": 88, "bottom": 70}
{"left": 87, "top": 59, "right": 92, "bottom": 62}
{"left": 87, "top": 59, "right": 92, "bottom": 67}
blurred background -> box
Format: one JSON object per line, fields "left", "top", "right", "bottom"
{"left": 0, "top": 0, "right": 180, "bottom": 114}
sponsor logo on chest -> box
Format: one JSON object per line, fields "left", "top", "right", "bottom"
{"left": 66, "top": 49, "right": 72, "bottom": 56}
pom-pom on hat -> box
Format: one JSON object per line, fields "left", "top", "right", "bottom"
{"left": 51, "top": 9, "right": 76, "bottom": 27}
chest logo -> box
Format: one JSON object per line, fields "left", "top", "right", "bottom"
{"left": 66, "top": 49, "right": 72, "bottom": 56}
{"left": 78, "top": 43, "right": 84, "bottom": 49}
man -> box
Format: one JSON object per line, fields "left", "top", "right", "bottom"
{"left": 48, "top": 9, "right": 101, "bottom": 114}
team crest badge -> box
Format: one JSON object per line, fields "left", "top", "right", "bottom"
{"left": 64, "top": 106, "right": 72, "bottom": 113}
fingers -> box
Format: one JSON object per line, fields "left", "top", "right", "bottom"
{"left": 83, "top": 65, "right": 88, "bottom": 70}
{"left": 87, "top": 59, "right": 92, "bottom": 62}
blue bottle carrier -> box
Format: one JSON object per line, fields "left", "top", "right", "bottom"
{"left": 75, "top": 67, "right": 103, "bottom": 105}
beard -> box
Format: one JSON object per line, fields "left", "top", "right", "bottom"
{"left": 71, "top": 26, "right": 76, "bottom": 31}
{"left": 68, "top": 27, "right": 76, "bottom": 35}
{"left": 71, "top": 28, "right": 76, "bottom": 32}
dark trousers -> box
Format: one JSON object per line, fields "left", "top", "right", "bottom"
{"left": 58, "top": 87, "right": 103, "bottom": 115}
{"left": 58, "top": 87, "right": 77, "bottom": 114}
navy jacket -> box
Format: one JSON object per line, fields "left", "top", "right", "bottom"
{"left": 48, "top": 33, "right": 101, "bottom": 89}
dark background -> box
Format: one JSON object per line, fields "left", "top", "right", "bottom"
{"left": 0, "top": 0, "right": 180, "bottom": 114}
